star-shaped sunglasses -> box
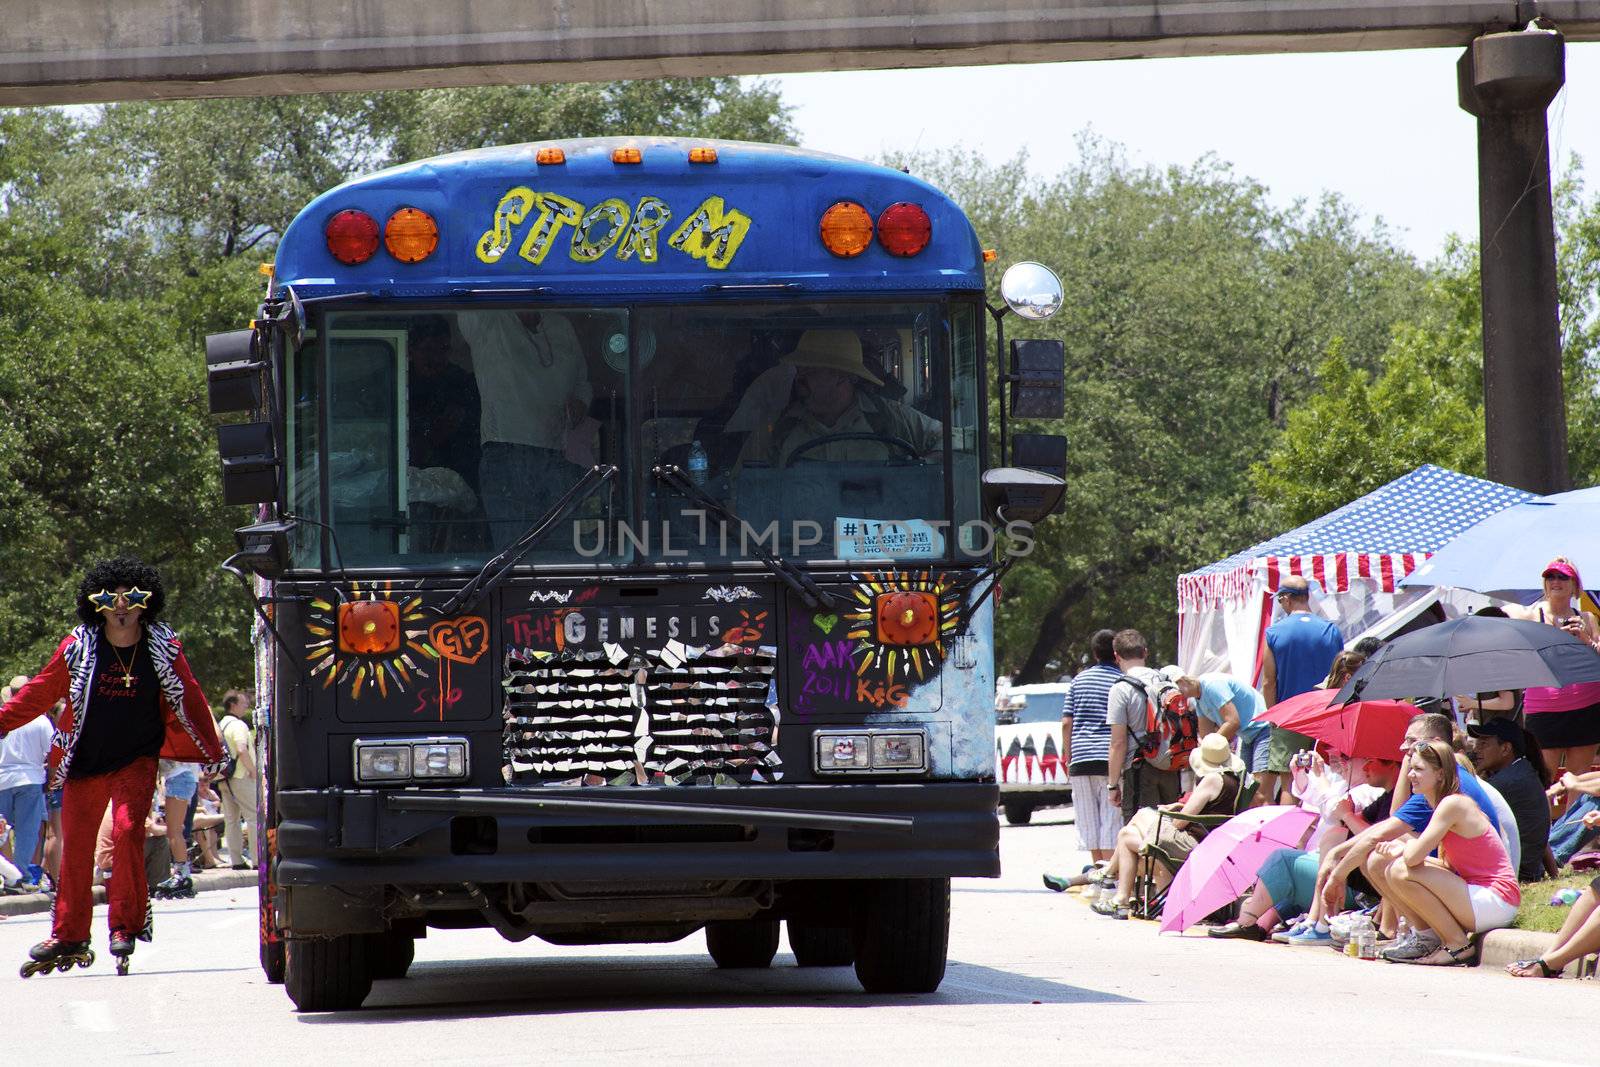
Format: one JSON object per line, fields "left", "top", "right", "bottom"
{"left": 88, "top": 588, "right": 152, "bottom": 613}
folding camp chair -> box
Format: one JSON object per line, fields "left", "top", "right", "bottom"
{"left": 1132, "top": 777, "right": 1258, "bottom": 921}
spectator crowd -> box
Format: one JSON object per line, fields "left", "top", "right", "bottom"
{"left": 0, "top": 684, "right": 259, "bottom": 903}
{"left": 1043, "top": 562, "right": 1600, "bottom": 978}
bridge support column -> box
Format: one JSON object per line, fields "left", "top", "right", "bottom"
{"left": 1458, "top": 27, "right": 1568, "bottom": 494}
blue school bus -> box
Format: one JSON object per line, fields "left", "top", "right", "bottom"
{"left": 205, "top": 137, "right": 1066, "bottom": 1011}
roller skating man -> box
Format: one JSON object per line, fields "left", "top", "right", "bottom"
{"left": 4, "top": 557, "right": 223, "bottom": 978}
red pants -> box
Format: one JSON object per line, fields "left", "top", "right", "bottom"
{"left": 53, "top": 756, "right": 157, "bottom": 943}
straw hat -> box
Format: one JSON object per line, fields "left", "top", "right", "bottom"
{"left": 782, "top": 329, "right": 882, "bottom": 386}
{"left": 1189, "top": 732, "right": 1245, "bottom": 777}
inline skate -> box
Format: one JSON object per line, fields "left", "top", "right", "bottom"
{"left": 20, "top": 939, "right": 94, "bottom": 978}
{"left": 152, "top": 869, "right": 195, "bottom": 900}
{"left": 109, "top": 928, "right": 136, "bottom": 976}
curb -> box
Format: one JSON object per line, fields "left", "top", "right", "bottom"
{"left": 1477, "top": 927, "right": 1586, "bottom": 976}
{"left": 0, "top": 869, "right": 256, "bottom": 918}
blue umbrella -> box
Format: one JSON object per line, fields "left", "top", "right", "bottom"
{"left": 1399, "top": 486, "right": 1600, "bottom": 599}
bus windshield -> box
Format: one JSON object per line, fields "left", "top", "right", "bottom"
{"left": 290, "top": 300, "right": 982, "bottom": 569}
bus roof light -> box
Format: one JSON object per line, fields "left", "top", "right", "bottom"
{"left": 384, "top": 207, "right": 440, "bottom": 264}
{"left": 819, "top": 201, "right": 873, "bottom": 258}
{"left": 688, "top": 147, "right": 718, "bottom": 164}
{"left": 612, "top": 147, "right": 643, "bottom": 164}
{"left": 325, "top": 209, "right": 380, "bottom": 266}
{"left": 877, "top": 203, "right": 932, "bottom": 257}
{"left": 536, "top": 147, "right": 566, "bottom": 164}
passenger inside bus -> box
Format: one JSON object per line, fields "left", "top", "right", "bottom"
{"left": 738, "top": 329, "right": 941, "bottom": 466}
{"left": 455, "top": 310, "right": 593, "bottom": 537}
{"left": 405, "top": 316, "right": 485, "bottom": 553}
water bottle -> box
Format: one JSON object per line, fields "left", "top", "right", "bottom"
{"left": 1356, "top": 918, "right": 1378, "bottom": 960}
{"left": 687, "top": 440, "right": 709, "bottom": 487}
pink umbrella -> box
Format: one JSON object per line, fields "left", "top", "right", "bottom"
{"left": 1159, "top": 805, "right": 1319, "bottom": 934}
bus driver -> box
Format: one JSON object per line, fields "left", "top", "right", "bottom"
{"left": 744, "top": 329, "right": 940, "bottom": 466}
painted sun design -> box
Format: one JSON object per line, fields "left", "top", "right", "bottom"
{"left": 305, "top": 580, "right": 437, "bottom": 698}
{"left": 841, "top": 570, "right": 963, "bottom": 683}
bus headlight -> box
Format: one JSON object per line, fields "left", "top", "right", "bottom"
{"left": 355, "top": 743, "right": 412, "bottom": 782}
{"left": 353, "top": 737, "right": 470, "bottom": 783}
{"left": 814, "top": 730, "right": 927, "bottom": 774}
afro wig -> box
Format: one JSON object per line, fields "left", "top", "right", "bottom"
{"left": 76, "top": 556, "right": 165, "bottom": 627}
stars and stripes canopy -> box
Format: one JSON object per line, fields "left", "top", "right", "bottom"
{"left": 1178, "top": 465, "right": 1533, "bottom": 611}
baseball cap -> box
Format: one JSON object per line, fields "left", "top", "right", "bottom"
{"left": 1466, "top": 717, "right": 1524, "bottom": 753}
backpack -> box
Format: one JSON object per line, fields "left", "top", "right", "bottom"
{"left": 1116, "top": 675, "right": 1201, "bottom": 770}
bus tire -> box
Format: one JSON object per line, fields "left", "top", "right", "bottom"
{"left": 285, "top": 935, "right": 373, "bottom": 1012}
{"left": 851, "top": 878, "right": 950, "bottom": 994}
{"left": 1002, "top": 801, "right": 1034, "bottom": 825}
{"left": 705, "top": 918, "right": 780, "bottom": 968}
{"left": 787, "top": 920, "right": 854, "bottom": 967}
{"left": 366, "top": 931, "right": 416, "bottom": 980}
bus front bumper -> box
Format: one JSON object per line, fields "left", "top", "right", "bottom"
{"left": 273, "top": 782, "right": 1000, "bottom": 885}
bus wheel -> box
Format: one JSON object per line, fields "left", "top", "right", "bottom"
{"left": 1002, "top": 801, "right": 1034, "bottom": 825}
{"left": 851, "top": 878, "right": 950, "bottom": 994}
{"left": 285, "top": 935, "right": 373, "bottom": 1012}
{"left": 787, "top": 920, "right": 854, "bottom": 966}
{"left": 366, "top": 931, "right": 416, "bottom": 980}
{"left": 705, "top": 918, "right": 780, "bottom": 968}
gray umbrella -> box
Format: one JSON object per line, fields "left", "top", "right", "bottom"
{"left": 1334, "top": 615, "right": 1600, "bottom": 703}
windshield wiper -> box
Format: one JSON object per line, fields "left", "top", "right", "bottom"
{"left": 439, "top": 464, "right": 618, "bottom": 617}
{"left": 651, "top": 464, "right": 846, "bottom": 614}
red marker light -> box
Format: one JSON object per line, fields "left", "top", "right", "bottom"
{"left": 325, "top": 209, "right": 380, "bottom": 266}
{"left": 877, "top": 203, "right": 932, "bottom": 257}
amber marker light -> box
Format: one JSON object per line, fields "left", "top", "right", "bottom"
{"left": 338, "top": 600, "right": 402, "bottom": 655}
{"left": 612, "top": 147, "right": 643, "bottom": 164}
{"left": 384, "top": 207, "right": 439, "bottom": 264}
{"left": 820, "top": 201, "right": 873, "bottom": 258}
{"left": 325, "top": 209, "right": 380, "bottom": 265}
{"left": 536, "top": 147, "right": 566, "bottom": 164}
{"left": 874, "top": 591, "right": 939, "bottom": 647}
{"left": 688, "top": 147, "right": 718, "bottom": 163}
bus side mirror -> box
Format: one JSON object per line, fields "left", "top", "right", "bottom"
{"left": 982, "top": 467, "right": 1066, "bottom": 525}
{"left": 217, "top": 422, "right": 280, "bottom": 506}
{"left": 206, "top": 329, "right": 267, "bottom": 414}
{"left": 1009, "top": 339, "right": 1063, "bottom": 419}
{"left": 229, "top": 519, "right": 296, "bottom": 579}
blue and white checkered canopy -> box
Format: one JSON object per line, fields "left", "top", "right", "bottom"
{"left": 1178, "top": 465, "right": 1533, "bottom": 611}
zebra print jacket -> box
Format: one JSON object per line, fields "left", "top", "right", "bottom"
{"left": 0, "top": 622, "right": 224, "bottom": 789}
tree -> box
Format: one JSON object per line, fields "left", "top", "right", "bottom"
{"left": 1253, "top": 164, "right": 1600, "bottom": 527}
{"left": 894, "top": 140, "right": 1427, "bottom": 679}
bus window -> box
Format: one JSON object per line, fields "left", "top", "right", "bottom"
{"left": 638, "top": 302, "right": 951, "bottom": 561}
{"left": 303, "top": 307, "right": 629, "bottom": 568}
{"left": 950, "top": 301, "right": 983, "bottom": 551}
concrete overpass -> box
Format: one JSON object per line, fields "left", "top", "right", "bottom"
{"left": 1, "top": 1, "right": 1599, "bottom": 107}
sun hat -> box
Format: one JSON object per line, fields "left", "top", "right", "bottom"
{"left": 1189, "top": 732, "right": 1246, "bottom": 777}
{"left": 781, "top": 329, "right": 883, "bottom": 386}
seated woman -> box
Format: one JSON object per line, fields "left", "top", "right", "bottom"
{"left": 1209, "top": 756, "right": 1400, "bottom": 942}
{"left": 1508, "top": 875, "right": 1600, "bottom": 978}
{"left": 1093, "top": 733, "right": 1243, "bottom": 918}
{"left": 1374, "top": 739, "right": 1521, "bottom": 966}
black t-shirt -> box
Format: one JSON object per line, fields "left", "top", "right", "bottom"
{"left": 409, "top": 362, "right": 481, "bottom": 489}
{"left": 68, "top": 633, "right": 165, "bottom": 779}
{"left": 1346, "top": 789, "right": 1398, "bottom": 898}
{"left": 1488, "top": 757, "right": 1551, "bottom": 882}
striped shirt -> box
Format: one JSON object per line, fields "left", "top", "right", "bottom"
{"left": 1063, "top": 663, "right": 1121, "bottom": 768}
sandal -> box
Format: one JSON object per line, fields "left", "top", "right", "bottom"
{"left": 1508, "top": 957, "right": 1560, "bottom": 978}
{"left": 1091, "top": 897, "right": 1127, "bottom": 917}
{"left": 1410, "top": 942, "right": 1478, "bottom": 967}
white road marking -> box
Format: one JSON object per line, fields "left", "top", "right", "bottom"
{"left": 66, "top": 1000, "right": 116, "bottom": 1033}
